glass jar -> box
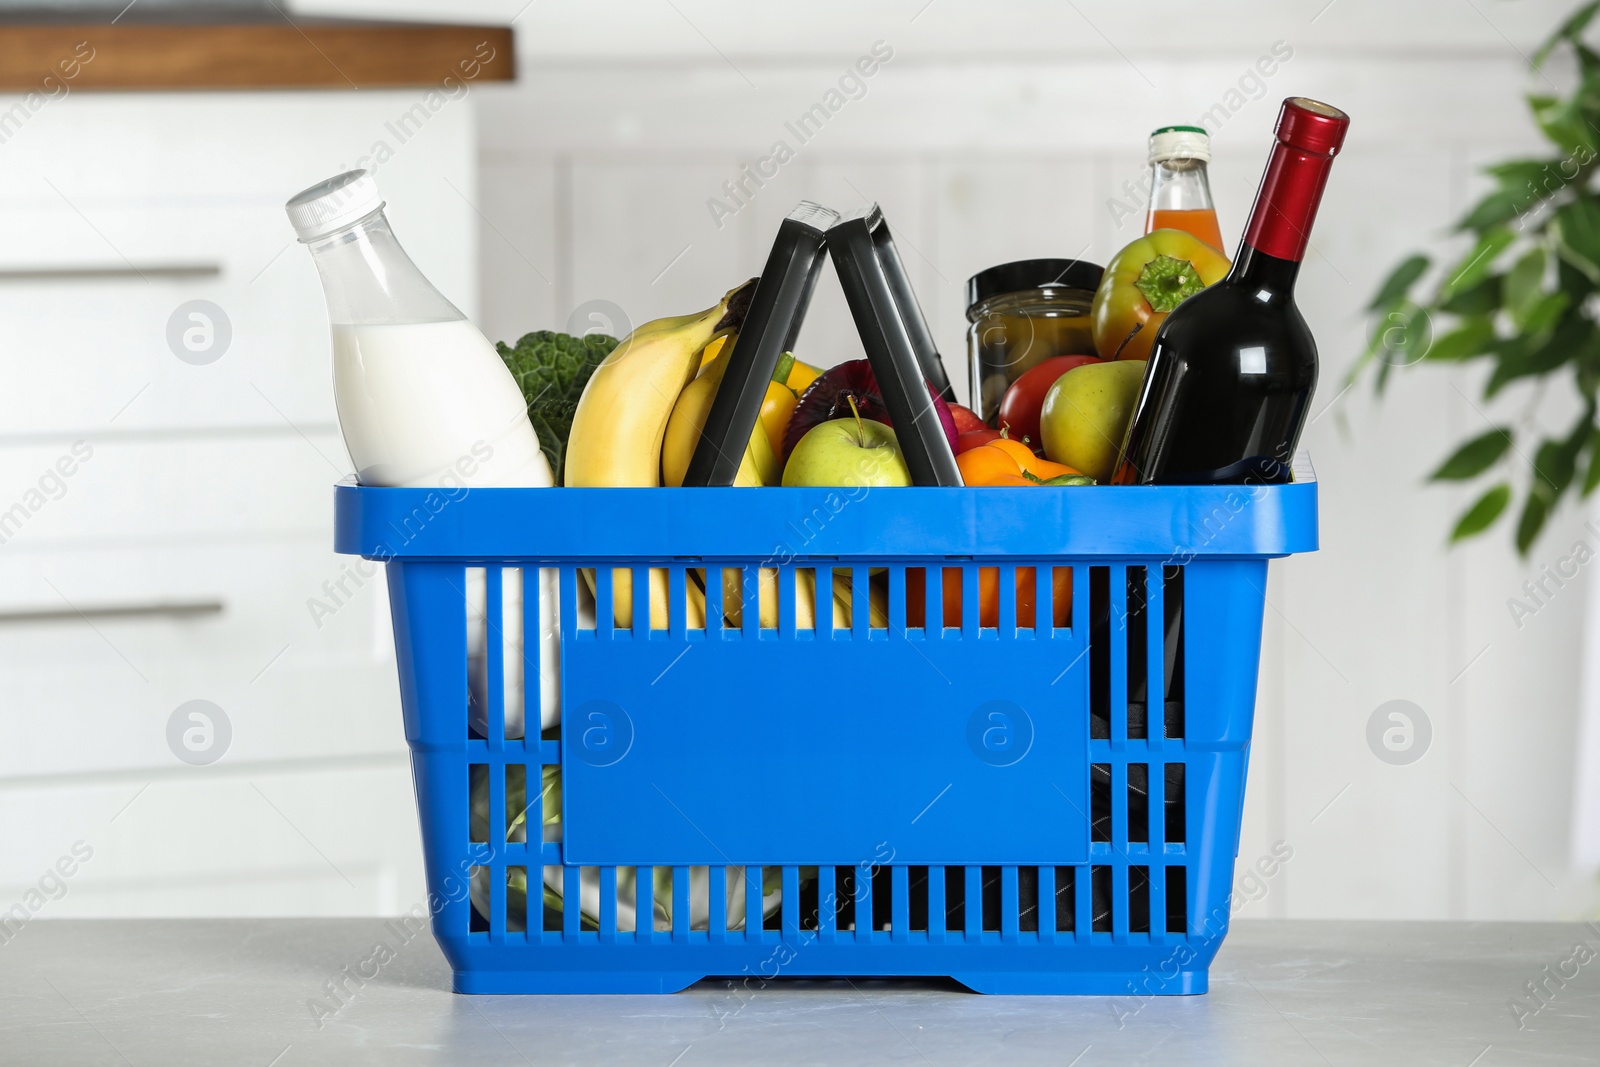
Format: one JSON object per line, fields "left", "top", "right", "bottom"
{"left": 965, "top": 258, "right": 1103, "bottom": 424}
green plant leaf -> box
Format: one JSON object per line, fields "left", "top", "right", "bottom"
{"left": 1583, "top": 428, "right": 1600, "bottom": 496}
{"left": 1366, "top": 254, "right": 1430, "bottom": 311}
{"left": 1440, "top": 274, "right": 1503, "bottom": 315}
{"left": 1530, "top": 93, "right": 1599, "bottom": 156}
{"left": 1520, "top": 290, "right": 1570, "bottom": 333}
{"left": 1451, "top": 483, "right": 1512, "bottom": 541}
{"left": 1429, "top": 427, "right": 1513, "bottom": 481}
{"left": 1441, "top": 228, "right": 1516, "bottom": 300}
{"left": 1515, "top": 491, "right": 1550, "bottom": 554}
{"left": 1455, "top": 189, "right": 1524, "bottom": 233}
{"left": 1485, "top": 158, "right": 1561, "bottom": 192}
{"left": 1534, "top": 0, "right": 1600, "bottom": 68}
{"left": 1423, "top": 317, "right": 1497, "bottom": 362}
{"left": 1554, "top": 198, "right": 1600, "bottom": 282}
{"left": 1503, "top": 245, "right": 1547, "bottom": 317}
{"left": 1486, "top": 314, "right": 1595, "bottom": 395}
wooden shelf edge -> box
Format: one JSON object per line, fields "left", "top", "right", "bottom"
{"left": 0, "top": 22, "right": 516, "bottom": 91}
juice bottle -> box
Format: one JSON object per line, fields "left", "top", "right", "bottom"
{"left": 1144, "top": 125, "right": 1225, "bottom": 251}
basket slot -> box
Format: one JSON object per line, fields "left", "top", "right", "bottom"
{"left": 871, "top": 862, "right": 891, "bottom": 933}
{"left": 1110, "top": 760, "right": 1128, "bottom": 852}
{"left": 830, "top": 567, "right": 850, "bottom": 635}
{"left": 853, "top": 566, "right": 874, "bottom": 635}
{"left": 505, "top": 764, "right": 527, "bottom": 843}
{"left": 1109, "top": 564, "right": 1129, "bottom": 744}
{"left": 759, "top": 568, "right": 779, "bottom": 632}
{"left": 631, "top": 567, "right": 650, "bottom": 637}
{"left": 741, "top": 568, "right": 760, "bottom": 639}
{"left": 706, "top": 866, "right": 727, "bottom": 937}
{"left": 672, "top": 866, "right": 691, "bottom": 938}
{"left": 835, "top": 866, "right": 855, "bottom": 932}
{"left": 1000, "top": 866, "right": 1019, "bottom": 938}
{"left": 698, "top": 565, "right": 720, "bottom": 632}
{"left": 1092, "top": 865, "right": 1112, "bottom": 933}
{"left": 485, "top": 565, "right": 507, "bottom": 744}
{"left": 898, "top": 866, "right": 920, "bottom": 934}
{"left": 541, "top": 866, "right": 560, "bottom": 932}
{"left": 747, "top": 866, "right": 766, "bottom": 937}
{"left": 1090, "top": 764, "right": 1110, "bottom": 843}
{"left": 469, "top": 763, "right": 489, "bottom": 844}
{"left": 888, "top": 565, "right": 908, "bottom": 633}
{"left": 470, "top": 864, "right": 491, "bottom": 933}
{"left": 926, "top": 865, "right": 945, "bottom": 936}
{"left": 1089, "top": 567, "right": 1109, "bottom": 739}
{"left": 1020, "top": 867, "right": 1041, "bottom": 934}
{"left": 465, "top": 567, "right": 489, "bottom": 740}
{"left": 1129, "top": 865, "right": 1150, "bottom": 934}
{"left": 1165, "top": 763, "right": 1187, "bottom": 844}
{"left": 856, "top": 862, "right": 875, "bottom": 936}
{"left": 1165, "top": 865, "right": 1188, "bottom": 934}
{"left": 1128, "top": 763, "right": 1149, "bottom": 844}
{"left": 817, "top": 866, "right": 837, "bottom": 935}
{"left": 781, "top": 866, "right": 802, "bottom": 938}
{"left": 919, "top": 567, "right": 940, "bottom": 632}
{"left": 963, "top": 866, "right": 982, "bottom": 936}
{"left": 593, "top": 567, "right": 614, "bottom": 634}
{"left": 1125, "top": 566, "right": 1148, "bottom": 740}
{"left": 960, "top": 566, "right": 980, "bottom": 634}
{"left": 507, "top": 866, "right": 527, "bottom": 934}
{"left": 793, "top": 868, "right": 817, "bottom": 932}
{"left": 1163, "top": 565, "right": 1186, "bottom": 739}
{"left": 793, "top": 567, "right": 815, "bottom": 633}
{"left": 980, "top": 866, "right": 1000, "bottom": 933}
{"left": 997, "top": 565, "right": 1018, "bottom": 633}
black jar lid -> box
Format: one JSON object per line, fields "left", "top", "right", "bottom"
{"left": 966, "top": 258, "right": 1104, "bottom": 310}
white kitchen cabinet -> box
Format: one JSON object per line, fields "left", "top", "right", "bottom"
{"left": 0, "top": 90, "right": 481, "bottom": 916}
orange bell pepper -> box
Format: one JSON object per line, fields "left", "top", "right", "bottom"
{"left": 1090, "top": 229, "right": 1230, "bottom": 362}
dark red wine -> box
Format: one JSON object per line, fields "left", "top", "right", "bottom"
{"left": 1113, "top": 98, "right": 1349, "bottom": 486}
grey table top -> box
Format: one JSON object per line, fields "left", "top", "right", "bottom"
{"left": 0, "top": 919, "right": 1596, "bottom": 1065}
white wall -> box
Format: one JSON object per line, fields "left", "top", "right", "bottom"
{"left": 453, "top": 0, "right": 1600, "bottom": 921}
{"left": 3, "top": 0, "right": 1593, "bottom": 923}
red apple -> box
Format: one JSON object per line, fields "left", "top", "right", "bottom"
{"left": 782, "top": 359, "right": 957, "bottom": 461}
{"left": 956, "top": 428, "right": 1003, "bottom": 454}
{"left": 997, "top": 355, "right": 1104, "bottom": 449}
{"left": 947, "top": 403, "right": 987, "bottom": 435}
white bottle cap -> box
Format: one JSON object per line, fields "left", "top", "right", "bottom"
{"left": 1148, "top": 125, "right": 1211, "bottom": 165}
{"left": 285, "top": 170, "right": 385, "bottom": 242}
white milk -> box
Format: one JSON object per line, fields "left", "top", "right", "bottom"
{"left": 332, "top": 319, "right": 560, "bottom": 736}
{"left": 331, "top": 320, "right": 550, "bottom": 490}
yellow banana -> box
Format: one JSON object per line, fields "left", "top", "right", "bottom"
{"left": 566, "top": 280, "right": 754, "bottom": 488}
{"left": 662, "top": 342, "right": 780, "bottom": 488}
{"left": 567, "top": 280, "right": 754, "bottom": 629}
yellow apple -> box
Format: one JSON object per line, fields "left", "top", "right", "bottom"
{"left": 1039, "top": 360, "right": 1147, "bottom": 481}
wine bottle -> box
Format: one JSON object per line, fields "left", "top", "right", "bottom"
{"left": 1113, "top": 98, "right": 1349, "bottom": 486}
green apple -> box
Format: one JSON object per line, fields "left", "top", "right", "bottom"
{"left": 1039, "top": 360, "right": 1147, "bottom": 481}
{"left": 781, "top": 417, "right": 912, "bottom": 488}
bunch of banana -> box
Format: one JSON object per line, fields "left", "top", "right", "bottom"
{"left": 564, "top": 278, "right": 886, "bottom": 631}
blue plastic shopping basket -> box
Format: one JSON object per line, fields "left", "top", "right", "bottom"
{"left": 334, "top": 465, "right": 1316, "bottom": 995}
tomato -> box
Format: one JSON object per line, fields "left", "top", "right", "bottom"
{"left": 906, "top": 566, "right": 1074, "bottom": 628}
{"left": 947, "top": 403, "right": 987, "bottom": 435}
{"left": 1091, "top": 229, "right": 1230, "bottom": 362}
{"left": 997, "top": 355, "right": 1103, "bottom": 449}
{"left": 956, "top": 428, "right": 1003, "bottom": 454}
